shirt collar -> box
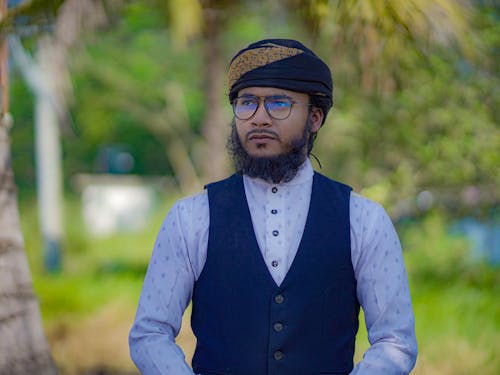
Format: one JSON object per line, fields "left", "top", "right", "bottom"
{"left": 243, "top": 158, "right": 314, "bottom": 188}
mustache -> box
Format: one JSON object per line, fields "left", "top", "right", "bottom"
{"left": 246, "top": 129, "right": 280, "bottom": 141}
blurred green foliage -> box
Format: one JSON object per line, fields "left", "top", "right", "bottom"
{"left": 402, "top": 213, "right": 500, "bottom": 374}
{"left": 8, "top": 1, "right": 499, "bottom": 214}
{"left": 319, "top": 54, "right": 499, "bottom": 199}
{"left": 10, "top": 75, "right": 36, "bottom": 191}
{"left": 316, "top": 3, "right": 500, "bottom": 207}
{"left": 19, "top": 193, "right": 169, "bottom": 321}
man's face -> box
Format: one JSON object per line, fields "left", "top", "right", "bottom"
{"left": 234, "top": 87, "right": 323, "bottom": 158}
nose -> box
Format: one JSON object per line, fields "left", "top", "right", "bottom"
{"left": 251, "top": 100, "right": 272, "bottom": 127}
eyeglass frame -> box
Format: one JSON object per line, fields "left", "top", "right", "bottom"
{"left": 231, "top": 94, "right": 312, "bottom": 121}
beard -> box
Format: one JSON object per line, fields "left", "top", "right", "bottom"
{"left": 227, "top": 118, "right": 312, "bottom": 184}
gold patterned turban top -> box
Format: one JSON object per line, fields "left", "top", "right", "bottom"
{"left": 227, "top": 39, "right": 333, "bottom": 104}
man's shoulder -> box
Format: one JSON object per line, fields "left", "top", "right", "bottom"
{"left": 174, "top": 189, "right": 208, "bottom": 211}
{"left": 349, "top": 191, "right": 389, "bottom": 220}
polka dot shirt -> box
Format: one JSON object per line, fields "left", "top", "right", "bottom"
{"left": 129, "top": 159, "right": 417, "bottom": 375}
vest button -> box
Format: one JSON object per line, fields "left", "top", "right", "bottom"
{"left": 273, "top": 322, "right": 284, "bottom": 332}
{"left": 272, "top": 230, "right": 279, "bottom": 236}
{"left": 271, "top": 209, "right": 278, "bottom": 214}
{"left": 273, "top": 350, "right": 284, "bottom": 360}
{"left": 274, "top": 294, "right": 284, "bottom": 304}
{"left": 272, "top": 187, "right": 278, "bottom": 193}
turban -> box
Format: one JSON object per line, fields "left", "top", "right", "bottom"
{"left": 228, "top": 39, "right": 333, "bottom": 104}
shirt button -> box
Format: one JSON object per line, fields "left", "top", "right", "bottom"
{"left": 271, "top": 260, "right": 278, "bottom": 267}
{"left": 271, "top": 209, "right": 278, "bottom": 214}
{"left": 273, "top": 322, "right": 284, "bottom": 332}
{"left": 272, "top": 187, "right": 278, "bottom": 193}
{"left": 273, "top": 350, "right": 284, "bottom": 360}
{"left": 274, "top": 294, "right": 284, "bottom": 304}
{"left": 272, "top": 230, "right": 279, "bottom": 236}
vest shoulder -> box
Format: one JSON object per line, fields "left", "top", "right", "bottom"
{"left": 313, "top": 171, "right": 353, "bottom": 192}
{"left": 204, "top": 173, "right": 242, "bottom": 191}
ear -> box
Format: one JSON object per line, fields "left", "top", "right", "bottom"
{"left": 309, "top": 107, "right": 324, "bottom": 133}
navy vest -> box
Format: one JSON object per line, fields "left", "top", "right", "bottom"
{"left": 191, "top": 173, "right": 359, "bottom": 375}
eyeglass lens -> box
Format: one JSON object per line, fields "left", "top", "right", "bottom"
{"left": 233, "top": 96, "right": 293, "bottom": 120}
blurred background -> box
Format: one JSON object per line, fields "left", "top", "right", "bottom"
{"left": 0, "top": 0, "right": 498, "bottom": 374}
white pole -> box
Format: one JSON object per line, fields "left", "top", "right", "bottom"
{"left": 34, "top": 70, "right": 63, "bottom": 271}
{"left": 9, "top": 35, "right": 64, "bottom": 272}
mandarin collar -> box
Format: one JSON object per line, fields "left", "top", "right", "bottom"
{"left": 243, "top": 158, "right": 314, "bottom": 188}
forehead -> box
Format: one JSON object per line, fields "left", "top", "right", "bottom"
{"left": 238, "top": 86, "right": 308, "bottom": 100}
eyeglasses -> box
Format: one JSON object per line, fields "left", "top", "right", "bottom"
{"left": 232, "top": 95, "right": 308, "bottom": 120}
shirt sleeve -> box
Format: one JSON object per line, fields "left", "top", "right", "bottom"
{"left": 349, "top": 194, "right": 418, "bottom": 375}
{"left": 129, "top": 198, "right": 200, "bottom": 375}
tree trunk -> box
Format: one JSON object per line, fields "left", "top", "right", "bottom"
{"left": 0, "top": 118, "right": 57, "bottom": 375}
{"left": 0, "top": 0, "right": 56, "bottom": 370}
{"left": 200, "top": 7, "right": 230, "bottom": 182}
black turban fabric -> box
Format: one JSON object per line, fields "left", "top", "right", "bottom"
{"left": 228, "top": 39, "right": 333, "bottom": 103}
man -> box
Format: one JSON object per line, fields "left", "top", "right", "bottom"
{"left": 129, "top": 39, "right": 417, "bottom": 375}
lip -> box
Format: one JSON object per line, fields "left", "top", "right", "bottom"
{"left": 247, "top": 130, "right": 279, "bottom": 141}
{"left": 249, "top": 134, "right": 276, "bottom": 140}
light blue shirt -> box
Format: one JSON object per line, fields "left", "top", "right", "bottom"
{"left": 129, "top": 159, "right": 417, "bottom": 374}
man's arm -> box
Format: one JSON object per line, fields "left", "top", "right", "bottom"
{"left": 129, "top": 200, "right": 197, "bottom": 375}
{"left": 350, "top": 195, "right": 418, "bottom": 375}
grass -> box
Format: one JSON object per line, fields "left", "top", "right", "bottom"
{"left": 18, "top": 194, "right": 500, "bottom": 374}
{"left": 402, "top": 212, "right": 500, "bottom": 375}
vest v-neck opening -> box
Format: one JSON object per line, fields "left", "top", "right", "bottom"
{"left": 239, "top": 175, "right": 286, "bottom": 289}
{"left": 208, "top": 173, "right": 342, "bottom": 289}
{"left": 240, "top": 174, "right": 328, "bottom": 289}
